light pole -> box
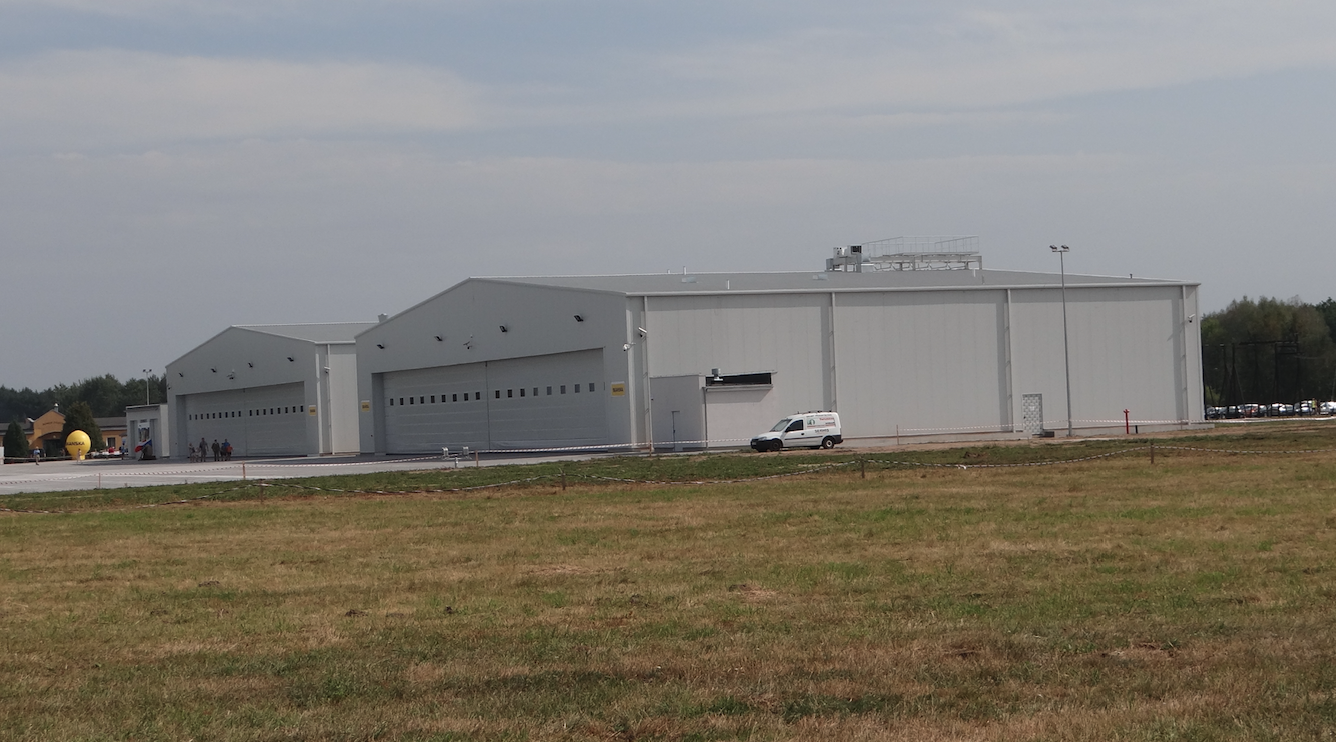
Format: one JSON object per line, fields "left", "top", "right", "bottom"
{"left": 1050, "top": 245, "right": 1073, "bottom": 437}
{"left": 143, "top": 369, "right": 153, "bottom": 405}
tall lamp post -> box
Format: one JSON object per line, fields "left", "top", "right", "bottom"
{"left": 143, "top": 369, "right": 153, "bottom": 405}
{"left": 1050, "top": 245, "right": 1073, "bottom": 437}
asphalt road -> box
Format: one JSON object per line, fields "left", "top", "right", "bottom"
{"left": 0, "top": 452, "right": 608, "bottom": 496}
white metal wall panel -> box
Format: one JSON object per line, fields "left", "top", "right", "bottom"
{"left": 836, "top": 290, "right": 1008, "bottom": 437}
{"left": 182, "top": 382, "right": 307, "bottom": 457}
{"left": 646, "top": 294, "right": 829, "bottom": 418}
{"left": 382, "top": 363, "right": 489, "bottom": 453}
{"left": 1010, "top": 286, "right": 1183, "bottom": 427}
{"left": 487, "top": 350, "right": 607, "bottom": 449}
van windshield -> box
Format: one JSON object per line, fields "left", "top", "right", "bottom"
{"left": 769, "top": 418, "right": 792, "bottom": 432}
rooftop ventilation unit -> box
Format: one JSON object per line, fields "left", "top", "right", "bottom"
{"left": 826, "top": 236, "right": 982, "bottom": 272}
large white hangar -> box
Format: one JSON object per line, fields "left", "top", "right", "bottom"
{"left": 166, "top": 322, "right": 375, "bottom": 458}
{"left": 356, "top": 261, "right": 1203, "bottom": 454}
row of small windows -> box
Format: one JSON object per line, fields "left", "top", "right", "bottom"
{"left": 190, "top": 406, "right": 305, "bottom": 420}
{"left": 389, "top": 383, "right": 597, "bottom": 407}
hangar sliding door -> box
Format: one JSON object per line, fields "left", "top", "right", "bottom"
{"left": 182, "top": 382, "right": 308, "bottom": 457}
{"left": 382, "top": 362, "right": 489, "bottom": 454}
{"left": 380, "top": 350, "right": 607, "bottom": 453}
{"left": 487, "top": 349, "right": 607, "bottom": 450}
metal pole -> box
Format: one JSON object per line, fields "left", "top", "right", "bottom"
{"left": 143, "top": 368, "right": 153, "bottom": 405}
{"left": 1051, "top": 246, "right": 1074, "bottom": 437}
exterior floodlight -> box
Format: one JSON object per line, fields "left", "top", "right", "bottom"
{"left": 247, "top": 362, "right": 253, "bottom": 368}
{"left": 376, "top": 344, "right": 385, "bottom": 350}
{"left": 574, "top": 315, "right": 584, "bottom": 322}
{"left": 211, "top": 368, "right": 216, "bottom": 373}
{"left": 637, "top": 327, "right": 647, "bottom": 338}
{"left": 623, "top": 343, "right": 631, "bottom": 351}
{"left": 287, "top": 356, "right": 294, "bottom": 362}
{"left": 500, "top": 325, "right": 508, "bottom": 333}
{"left": 434, "top": 335, "right": 443, "bottom": 341}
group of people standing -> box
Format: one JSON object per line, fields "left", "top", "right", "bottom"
{"left": 188, "top": 437, "right": 232, "bottom": 462}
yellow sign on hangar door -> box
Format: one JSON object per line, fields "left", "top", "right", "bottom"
{"left": 610, "top": 382, "right": 626, "bottom": 397}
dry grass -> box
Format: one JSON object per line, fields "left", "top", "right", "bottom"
{"left": 4, "top": 429, "right": 1336, "bottom": 740}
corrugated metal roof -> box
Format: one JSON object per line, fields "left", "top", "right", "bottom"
{"left": 234, "top": 322, "right": 377, "bottom": 343}
{"left": 478, "top": 269, "right": 1192, "bottom": 296}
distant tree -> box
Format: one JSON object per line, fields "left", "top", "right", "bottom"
{"left": 1201, "top": 296, "right": 1336, "bottom": 404}
{"left": 1317, "top": 298, "right": 1336, "bottom": 345}
{"left": 0, "top": 386, "right": 51, "bottom": 424}
{"left": 60, "top": 401, "right": 103, "bottom": 452}
{"left": 4, "top": 419, "right": 29, "bottom": 460}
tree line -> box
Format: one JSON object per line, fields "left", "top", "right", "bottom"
{"left": 1201, "top": 297, "right": 1336, "bottom": 406}
{"left": 1, "top": 374, "right": 166, "bottom": 425}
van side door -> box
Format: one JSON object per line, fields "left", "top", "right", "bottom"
{"left": 783, "top": 418, "right": 804, "bottom": 443}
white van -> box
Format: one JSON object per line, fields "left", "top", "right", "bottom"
{"left": 750, "top": 412, "right": 842, "bottom": 452}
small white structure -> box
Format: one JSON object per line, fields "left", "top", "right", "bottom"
{"left": 356, "top": 268, "right": 1203, "bottom": 453}
{"left": 166, "top": 323, "right": 374, "bottom": 457}
{"left": 124, "top": 403, "right": 171, "bottom": 459}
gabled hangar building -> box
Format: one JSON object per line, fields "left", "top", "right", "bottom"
{"left": 166, "top": 322, "right": 375, "bottom": 457}
{"left": 356, "top": 268, "right": 1203, "bottom": 454}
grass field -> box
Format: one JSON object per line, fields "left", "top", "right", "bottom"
{"left": 4, "top": 426, "right": 1336, "bottom": 740}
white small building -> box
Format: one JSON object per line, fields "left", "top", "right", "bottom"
{"left": 355, "top": 267, "right": 1203, "bottom": 454}
{"left": 124, "top": 404, "right": 170, "bottom": 459}
{"left": 166, "top": 323, "right": 374, "bottom": 457}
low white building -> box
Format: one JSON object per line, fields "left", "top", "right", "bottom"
{"left": 124, "top": 404, "right": 170, "bottom": 459}
{"left": 355, "top": 267, "right": 1203, "bottom": 454}
{"left": 166, "top": 323, "right": 374, "bottom": 457}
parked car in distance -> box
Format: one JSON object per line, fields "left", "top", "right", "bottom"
{"left": 1322, "top": 401, "right": 1336, "bottom": 416}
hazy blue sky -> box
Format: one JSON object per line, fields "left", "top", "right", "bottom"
{"left": 4, "top": 0, "right": 1335, "bottom": 389}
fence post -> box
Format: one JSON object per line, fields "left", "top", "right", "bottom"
{"left": 474, "top": 451, "right": 480, "bottom": 468}
{"left": 860, "top": 457, "right": 866, "bottom": 479}
{"left": 1150, "top": 441, "right": 1155, "bottom": 465}
{"left": 561, "top": 470, "right": 567, "bottom": 491}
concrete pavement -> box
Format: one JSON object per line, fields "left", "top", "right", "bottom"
{"left": 0, "top": 452, "right": 608, "bottom": 496}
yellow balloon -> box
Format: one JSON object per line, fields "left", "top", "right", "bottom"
{"left": 66, "top": 430, "right": 91, "bottom": 461}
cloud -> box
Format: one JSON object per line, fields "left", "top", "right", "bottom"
{"left": 0, "top": 50, "right": 481, "bottom": 150}
{"left": 643, "top": 1, "right": 1336, "bottom": 114}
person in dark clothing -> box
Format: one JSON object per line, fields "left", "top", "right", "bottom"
{"left": 211, "top": 439, "right": 221, "bottom": 461}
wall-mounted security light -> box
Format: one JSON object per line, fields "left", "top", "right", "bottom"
{"left": 178, "top": 372, "right": 184, "bottom": 377}
{"left": 211, "top": 368, "right": 216, "bottom": 373}
{"left": 227, "top": 371, "right": 235, "bottom": 380}
{"left": 499, "top": 325, "right": 508, "bottom": 333}
{"left": 376, "top": 343, "right": 385, "bottom": 349}
{"left": 637, "top": 326, "right": 647, "bottom": 338}
{"left": 622, "top": 343, "right": 631, "bottom": 351}
{"left": 435, "top": 335, "right": 443, "bottom": 341}
{"left": 1187, "top": 314, "right": 1196, "bottom": 323}
{"left": 287, "top": 356, "right": 295, "bottom": 362}
{"left": 247, "top": 362, "right": 253, "bottom": 368}
{"left": 574, "top": 315, "right": 584, "bottom": 322}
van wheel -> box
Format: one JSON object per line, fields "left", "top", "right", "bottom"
{"left": 770, "top": 441, "right": 783, "bottom": 452}
{"left": 820, "top": 436, "right": 836, "bottom": 449}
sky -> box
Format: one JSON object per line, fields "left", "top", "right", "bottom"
{"left": 3, "top": 0, "right": 1336, "bottom": 390}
